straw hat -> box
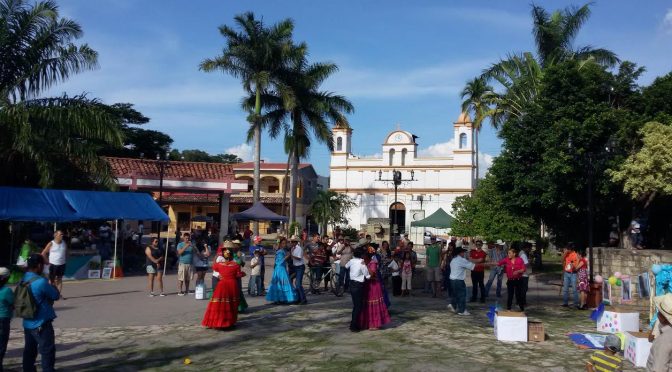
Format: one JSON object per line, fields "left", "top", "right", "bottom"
{"left": 222, "top": 240, "right": 235, "bottom": 249}
{"left": 289, "top": 235, "right": 300, "bottom": 242}
{"left": 653, "top": 293, "right": 672, "bottom": 321}
{"left": 231, "top": 239, "right": 241, "bottom": 246}
{"left": 0, "top": 267, "right": 9, "bottom": 279}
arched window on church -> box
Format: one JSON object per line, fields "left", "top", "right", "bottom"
{"left": 401, "top": 148, "right": 407, "bottom": 166}
{"left": 459, "top": 133, "right": 467, "bottom": 149}
{"left": 389, "top": 149, "right": 395, "bottom": 166}
{"left": 336, "top": 137, "right": 342, "bottom": 151}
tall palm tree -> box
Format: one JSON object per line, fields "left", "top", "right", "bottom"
{"left": 200, "top": 12, "right": 304, "bottom": 233}
{"left": 251, "top": 60, "right": 354, "bottom": 223}
{"left": 0, "top": 0, "right": 123, "bottom": 188}
{"left": 476, "top": 3, "right": 618, "bottom": 126}
{"left": 461, "top": 77, "right": 495, "bottom": 182}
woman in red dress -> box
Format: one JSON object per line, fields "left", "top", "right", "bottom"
{"left": 358, "top": 246, "right": 391, "bottom": 330}
{"left": 202, "top": 249, "right": 246, "bottom": 329}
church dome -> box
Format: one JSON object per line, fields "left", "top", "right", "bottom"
{"left": 455, "top": 112, "right": 472, "bottom": 124}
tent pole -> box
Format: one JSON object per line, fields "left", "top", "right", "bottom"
{"left": 113, "top": 220, "right": 118, "bottom": 279}
{"left": 163, "top": 226, "right": 169, "bottom": 277}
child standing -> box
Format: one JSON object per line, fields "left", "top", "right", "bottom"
{"left": 0, "top": 267, "right": 13, "bottom": 368}
{"left": 576, "top": 250, "right": 589, "bottom": 310}
{"left": 249, "top": 250, "right": 262, "bottom": 296}
{"left": 388, "top": 255, "right": 402, "bottom": 296}
{"left": 401, "top": 251, "right": 413, "bottom": 297}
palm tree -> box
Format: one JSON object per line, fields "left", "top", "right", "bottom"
{"left": 249, "top": 60, "right": 354, "bottom": 224}
{"left": 310, "top": 190, "right": 356, "bottom": 235}
{"left": 0, "top": 0, "right": 123, "bottom": 188}
{"left": 199, "top": 12, "right": 304, "bottom": 233}
{"left": 461, "top": 77, "right": 495, "bottom": 182}
{"left": 476, "top": 3, "right": 618, "bottom": 126}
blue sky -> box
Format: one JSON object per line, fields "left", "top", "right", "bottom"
{"left": 52, "top": 0, "right": 672, "bottom": 176}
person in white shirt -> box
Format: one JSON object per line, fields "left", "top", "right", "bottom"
{"left": 447, "top": 247, "right": 477, "bottom": 315}
{"left": 41, "top": 230, "right": 67, "bottom": 299}
{"left": 346, "top": 247, "right": 370, "bottom": 332}
{"left": 289, "top": 236, "right": 307, "bottom": 305}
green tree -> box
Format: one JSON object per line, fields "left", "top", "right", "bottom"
{"left": 477, "top": 3, "right": 618, "bottom": 127}
{"left": 168, "top": 149, "right": 242, "bottom": 163}
{"left": 200, "top": 12, "right": 303, "bottom": 233}
{"left": 461, "top": 77, "right": 495, "bottom": 180}
{"left": 310, "top": 190, "right": 356, "bottom": 235}
{"left": 450, "top": 175, "right": 537, "bottom": 242}
{"left": 611, "top": 122, "right": 672, "bottom": 207}
{"left": 0, "top": 0, "right": 123, "bottom": 188}
{"left": 248, "top": 60, "right": 353, "bottom": 223}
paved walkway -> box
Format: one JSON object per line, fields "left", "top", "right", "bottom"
{"left": 3, "top": 269, "right": 646, "bottom": 371}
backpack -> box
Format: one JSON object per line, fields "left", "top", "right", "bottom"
{"left": 14, "top": 277, "right": 40, "bottom": 319}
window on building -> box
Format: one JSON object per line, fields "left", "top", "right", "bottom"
{"left": 336, "top": 137, "right": 343, "bottom": 151}
{"left": 459, "top": 133, "right": 468, "bottom": 149}
{"left": 389, "top": 149, "right": 395, "bottom": 166}
{"left": 268, "top": 185, "right": 279, "bottom": 193}
{"left": 401, "top": 148, "right": 407, "bottom": 166}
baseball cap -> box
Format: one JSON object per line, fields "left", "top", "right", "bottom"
{"left": 27, "top": 253, "right": 44, "bottom": 267}
{"left": 604, "top": 334, "right": 621, "bottom": 352}
{"left": 0, "top": 267, "right": 9, "bottom": 279}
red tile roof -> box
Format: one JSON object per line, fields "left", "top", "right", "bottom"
{"left": 232, "top": 162, "right": 312, "bottom": 171}
{"left": 106, "top": 157, "right": 235, "bottom": 181}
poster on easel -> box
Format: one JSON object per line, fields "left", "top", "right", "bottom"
{"left": 602, "top": 283, "right": 612, "bottom": 305}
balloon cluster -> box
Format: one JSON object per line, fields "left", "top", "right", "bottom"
{"left": 607, "top": 275, "right": 622, "bottom": 286}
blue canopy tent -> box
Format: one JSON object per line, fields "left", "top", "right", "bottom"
{"left": 0, "top": 187, "right": 169, "bottom": 279}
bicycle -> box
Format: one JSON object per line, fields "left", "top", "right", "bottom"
{"left": 308, "top": 262, "right": 343, "bottom": 296}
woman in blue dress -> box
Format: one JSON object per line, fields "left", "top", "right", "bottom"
{"left": 266, "top": 237, "right": 297, "bottom": 304}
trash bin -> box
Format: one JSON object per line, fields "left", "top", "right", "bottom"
{"left": 587, "top": 282, "right": 602, "bottom": 308}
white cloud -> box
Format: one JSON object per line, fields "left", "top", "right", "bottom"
{"left": 478, "top": 152, "right": 494, "bottom": 178}
{"left": 664, "top": 9, "right": 672, "bottom": 33}
{"left": 418, "top": 7, "right": 530, "bottom": 30}
{"left": 324, "top": 59, "right": 490, "bottom": 100}
{"left": 225, "top": 143, "right": 253, "bottom": 162}
{"left": 418, "top": 140, "right": 494, "bottom": 178}
{"left": 418, "top": 141, "right": 455, "bottom": 157}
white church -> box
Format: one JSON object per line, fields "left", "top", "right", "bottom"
{"left": 329, "top": 112, "right": 476, "bottom": 241}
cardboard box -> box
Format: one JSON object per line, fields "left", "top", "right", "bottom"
{"left": 495, "top": 311, "right": 528, "bottom": 342}
{"left": 597, "top": 307, "right": 639, "bottom": 334}
{"left": 624, "top": 331, "right": 652, "bottom": 368}
{"left": 528, "top": 321, "right": 545, "bottom": 342}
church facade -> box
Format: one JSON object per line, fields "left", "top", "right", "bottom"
{"left": 329, "top": 113, "right": 476, "bottom": 241}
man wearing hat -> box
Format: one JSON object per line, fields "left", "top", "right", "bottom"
{"left": 647, "top": 293, "right": 672, "bottom": 371}
{"left": 21, "top": 254, "right": 60, "bottom": 372}
{"left": 447, "top": 247, "right": 479, "bottom": 315}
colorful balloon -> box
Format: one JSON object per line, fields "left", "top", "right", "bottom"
{"left": 652, "top": 264, "right": 662, "bottom": 274}
{"left": 608, "top": 276, "right": 617, "bottom": 286}
{"left": 614, "top": 272, "right": 622, "bottom": 279}
{"left": 594, "top": 275, "right": 604, "bottom": 283}
{"left": 616, "top": 278, "right": 622, "bottom": 286}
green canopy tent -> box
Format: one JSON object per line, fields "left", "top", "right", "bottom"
{"left": 410, "top": 207, "right": 455, "bottom": 229}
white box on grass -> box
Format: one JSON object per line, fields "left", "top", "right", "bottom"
{"left": 624, "top": 331, "right": 652, "bottom": 368}
{"left": 597, "top": 307, "right": 640, "bottom": 334}
{"left": 494, "top": 311, "right": 528, "bottom": 342}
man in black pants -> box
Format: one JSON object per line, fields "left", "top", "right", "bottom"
{"left": 469, "top": 240, "right": 487, "bottom": 302}
{"left": 345, "top": 247, "right": 370, "bottom": 332}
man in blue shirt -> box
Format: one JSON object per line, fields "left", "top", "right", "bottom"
{"left": 22, "top": 254, "right": 59, "bottom": 372}
{"left": 176, "top": 233, "right": 194, "bottom": 295}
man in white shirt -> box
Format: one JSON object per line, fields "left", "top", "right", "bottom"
{"left": 447, "top": 247, "right": 477, "bottom": 316}
{"left": 345, "top": 247, "right": 370, "bottom": 332}
{"left": 289, "top": 236, "right": 307, "bottom": 305}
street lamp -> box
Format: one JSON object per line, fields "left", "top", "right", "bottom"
{"left": 377, "top": 169, "right": 416, "bottom": 242}
{"left": 140, "top": 152, "right": 171, "bottom": 240}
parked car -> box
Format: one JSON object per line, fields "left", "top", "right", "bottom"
{"left": 423, "top": 232, "right": 446, "bottom": 245}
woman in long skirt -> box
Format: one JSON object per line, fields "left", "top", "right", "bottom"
{"left": 359, "top": 246, "right": 391, "bottom": 330}
{"left": 202, "top": 250, "right": 246, "bottom": 329}
{"left": 266, "top": 237, "right": 297, "bottom": 304}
